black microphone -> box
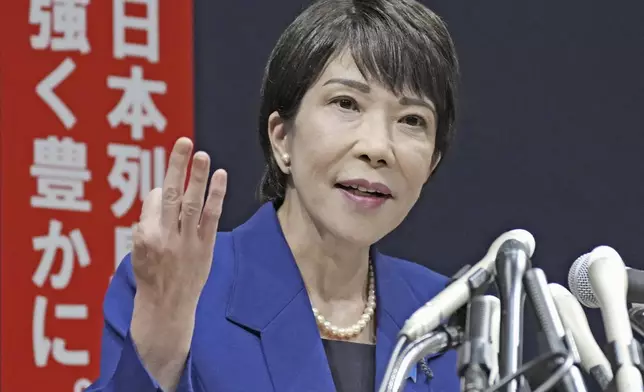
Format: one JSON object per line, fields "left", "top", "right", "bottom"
{"left": 626, "top": 268, "right": 644, "bottom": 304}
{"left": 458, "top": 295, "right": 500, "bottom": 392}
{"left": 495, "top": 239, "right": 531, "bottom": 392}
{"left": 523, "top": 268, "right": 588, "bottom": 392}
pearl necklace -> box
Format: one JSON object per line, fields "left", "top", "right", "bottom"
{"left": 312, "top": 262, "right": 376, "bottom": 339}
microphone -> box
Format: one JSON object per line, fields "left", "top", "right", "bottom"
{"left": 625, "top": 268, "right": 644, "bottom": 305}
{"left": 570, "top": 261, "right": 644, "bottom": 307}
{"left": 549, "top": 283, "right": 613, "bottom": 390}
{"left": 569, "top": 246, "right": 644, "bottom": 392}
{"left": 625, "top": 306, "right": 644, "bottom": 379}
{"left": 629, "top": 305, "right": 644, "bottom": 339}
{"left": 523, "top": 269, "right": 588, "bottom": 392}
{"left": 495, "top": 238, "right": 531, "bottom": 392}
{"left": 399, "top": 229, "right": 535, "bottom": 340}
{"left": 489, "top": 297, "right": 501, "bottom": 385}
{"left": 458, "top": 295, "right": 500, "bottom": 392}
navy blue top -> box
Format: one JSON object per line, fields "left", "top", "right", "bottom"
{"left": 86, "top": 202, "right": 459, "bottom": 391}
{"left": 323, "top": 339, "right": 376, "bottom": 392}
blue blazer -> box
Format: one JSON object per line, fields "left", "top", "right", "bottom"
{"left": 87, "top": 203, "right": 459, "bottom": 392}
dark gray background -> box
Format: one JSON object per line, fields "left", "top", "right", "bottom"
{"left": 194, "top": 0, "right": 644, "bottom": 389}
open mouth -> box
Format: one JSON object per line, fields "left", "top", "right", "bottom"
{"left": 335, "top": 183, "right": 391, "bottom": 198}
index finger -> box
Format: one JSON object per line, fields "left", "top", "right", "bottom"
{"left": 161, "top": 137, "right": 193, "bottom": 229}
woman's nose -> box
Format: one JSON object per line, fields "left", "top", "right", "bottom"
{"left": 354, "top": 121, "right": 394, "bottom": 167}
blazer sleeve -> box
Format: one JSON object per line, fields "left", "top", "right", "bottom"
{"left": 85, "top": 255, "right": 202, "bottom": 392}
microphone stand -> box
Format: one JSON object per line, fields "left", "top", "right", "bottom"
{"left": 458, "top": 295, "right": 499, "bottom": 392}
{"left": 384, "top": 325, "right": 463, "bottom": 392}
{"left": 602, "top": 337, "right": 644, "bottom": 392}
{"left": 627, "top": 305, "right": 644, "bottom": 375}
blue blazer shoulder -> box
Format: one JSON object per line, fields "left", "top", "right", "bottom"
{"left": 87, "top": 203, "right": 460, "bottom": 392}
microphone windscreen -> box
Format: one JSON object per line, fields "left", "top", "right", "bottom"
{"left": 568, "top": 253, "right": 599, "bottom": 308}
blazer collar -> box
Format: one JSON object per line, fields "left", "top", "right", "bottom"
{"left": 225, "top": 202, "right": 304, "bottom": 332}
{"left": 225, "top": 202, "right": 435, "bottom": 391}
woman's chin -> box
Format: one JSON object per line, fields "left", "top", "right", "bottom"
{"left": 321, "top": 213, "right": 393, "bottom": 247}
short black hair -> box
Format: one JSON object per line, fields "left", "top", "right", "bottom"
{"left": 257, "top": 0, "right": 459, "bottom": 205}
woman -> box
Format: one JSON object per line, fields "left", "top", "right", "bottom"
{"left": 87, "top": 0, "right": 459, "bottom": 391}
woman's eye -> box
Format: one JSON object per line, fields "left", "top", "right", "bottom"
{"left": 332, "top": 97, "right": 358, "bottom": 111}
{"left": 400, "top": 115, "right": 426, "bottom": 128}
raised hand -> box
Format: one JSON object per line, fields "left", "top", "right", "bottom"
{"left": 131, "top": 137, "right": 227, "bottom": 307}
{"left": 129, "top": 137, "right": 227, "bottom": 392}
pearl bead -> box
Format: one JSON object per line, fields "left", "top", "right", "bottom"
{"left": 313, "top": 261, "right": 376, "bottom": 340}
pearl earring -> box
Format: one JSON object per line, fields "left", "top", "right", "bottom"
{"left": 281, "top": 153, "right": 291, "bottom": 174}
{"left": 282, "top": 153, "right": 291, "bottom": 166}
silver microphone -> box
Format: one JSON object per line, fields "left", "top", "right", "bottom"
{"left": 569, "top": 246, "right": 644, "bottom": 392}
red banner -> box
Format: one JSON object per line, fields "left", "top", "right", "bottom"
{"left": 0, "top": 1, "right": 193, "bottom": 390}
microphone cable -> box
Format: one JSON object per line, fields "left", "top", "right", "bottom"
{"left": 482, "top": 350, "right": 573, "bottom": 392}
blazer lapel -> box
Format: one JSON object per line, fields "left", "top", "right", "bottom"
{"left": 373, "top": 250, "right": 449, "bottom": 391}
{"left": 225, "top": 203, "right": 335, "bottom": 392}
{"left": 260, "top": 290, "right": 335, "bottom": 392}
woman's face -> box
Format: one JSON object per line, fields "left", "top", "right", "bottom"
{"left": 270, "top": 50, "right": 440, "bottom": 246}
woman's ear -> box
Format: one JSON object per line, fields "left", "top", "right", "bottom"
{"left": 267, "top": 111, "right": 292, "bottom": 174}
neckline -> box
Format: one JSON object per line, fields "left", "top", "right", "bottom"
{"left": 322, "top": 338, "right": 376, "bottom": 347}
